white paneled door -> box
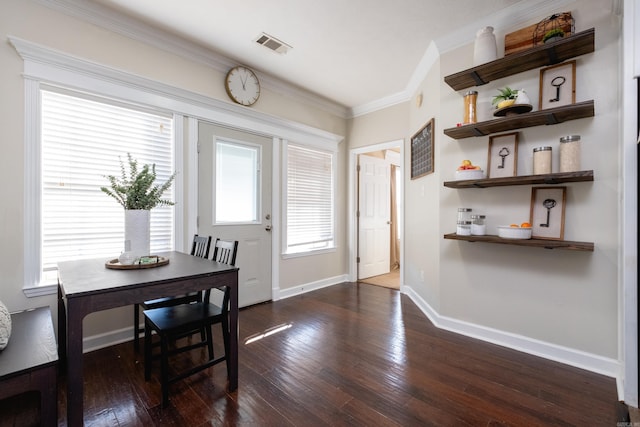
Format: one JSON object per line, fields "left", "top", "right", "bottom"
{"left": 198, "top": 122, "right": 272, "bottom": 307}
{"left": 358, "top": 154, "right": 391, "bottom": 280}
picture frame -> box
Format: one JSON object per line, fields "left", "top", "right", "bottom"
{"left": 487, "top": 132, "right": 518, "bottom": 178}
{"left": 530, "top": 186, "right": 566, "bottom": 240}
{"left": 410, "top": 118, "right": 434, "bottom": 179}
{"left": 539, "top": 60, "right": 576, "bottom": 110}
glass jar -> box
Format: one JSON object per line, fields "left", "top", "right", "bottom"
{"left": 456, "top": 221, "right": 472, "bottom": 236}
{"left": 559, "top": 135, "right": 581, "bottom": 172}
{"left": 457, "top": 208, "right": 472, "bottom": 223}
{"left": 533, "top": 146, "right": 552, "bottom": 174}
{"left": 463, "top": 91, "right": 478, "bottom": 124}
{"left": 470, "top": 214, "right": 486, "bottom": 236}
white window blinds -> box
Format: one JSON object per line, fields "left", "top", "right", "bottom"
{"left": 285, "top": 143, "right": 335, "bottom": 254}
{"left": 41, "top": 89, "right": 174, "bottom": 272}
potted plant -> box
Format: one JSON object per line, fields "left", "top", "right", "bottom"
{"left": 101, "top": 153, "right": 175, "bottom": 260}
{"left": 542, "top": 28, "right": 565, "bottom": 44}
{"left": 492, "top": 86, "right": 519, "bottom": 109}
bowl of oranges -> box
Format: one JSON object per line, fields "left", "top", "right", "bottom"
{"left": 497, "top": 222, "right": 532, "bottom": 239}
{"left": 455, "top": 159, "right": 485, "bottom": 180}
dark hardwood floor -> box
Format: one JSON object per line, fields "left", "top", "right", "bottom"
{"left": 1, "top": 282, "right": 618, "bottom": 426}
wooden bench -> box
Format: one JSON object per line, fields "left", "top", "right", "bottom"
{"left": 0, "top": 306, "right": 58, "bottom": 426}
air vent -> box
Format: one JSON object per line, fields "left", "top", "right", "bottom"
{"left": 255, "top": 33, "right": 291, "bottom": 54}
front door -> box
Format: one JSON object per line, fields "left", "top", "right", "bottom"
{"left": 198, "top": 121, "right": 272, "bottom": 307}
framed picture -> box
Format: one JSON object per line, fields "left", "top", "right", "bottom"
{"left": 487, "top": 132, "right": 518, "bottom": 178}
{"left": 410, "top": 118, "right": 434, "bottom": 179}
{"left": 530, "top": 186, "right": 566, "bottom": 240}
{"left": 539, "top": 60, "right": 576, "bottom": 110}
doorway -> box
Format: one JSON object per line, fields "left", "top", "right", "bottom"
{"left": 197, "top": 121, "right": 273, "bottom": 307}
{"left": 350, "top": 141, "right": 403, "bottom": 290}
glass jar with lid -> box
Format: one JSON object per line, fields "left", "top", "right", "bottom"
{"left": 456, "top": 221, "right": 472, "bottom": 236}
{"left": 559, "top": 135, "right": 581, "bottom": 172}
{"left": 470, "top": 214, "right": 486, "bottom": 236}
{"left": 533, "top": 146, "right": 552, "bottom": 174}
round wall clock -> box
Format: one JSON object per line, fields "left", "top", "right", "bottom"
{"left": 224, "top": 66, "right": 260, "bottom": 106}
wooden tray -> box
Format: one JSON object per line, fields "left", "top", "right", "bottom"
{"left": 105, "top": 256, "right": 169, "bottom": 270}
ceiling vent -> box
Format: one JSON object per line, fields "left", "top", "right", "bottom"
{"left": 255, "top": 33, "right": 292, "bottom": 54}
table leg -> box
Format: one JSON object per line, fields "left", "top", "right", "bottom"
{"left": 66, "top": 300, "right": 85, "bottom": 427}
{"left": 228, "top": 277, "right": 238, "bottom": 391}
{"left": 57, "top": 285, "right": 67, "bottom": 369}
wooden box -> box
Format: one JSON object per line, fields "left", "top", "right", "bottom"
{"left": 504, "top": 12, "right": 573, "bottom": 56}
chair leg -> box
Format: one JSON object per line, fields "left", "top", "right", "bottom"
{"left": 134, "top": 304, "right": 140, "bottom": 352}
{"left": 160, "top": 334, "right": 170, "bottom": 407}
{"left": 144, "top": 321, "right": 152, "bottom": 381}
{"left": 206, "top": 325, "right": 214, "bottom": 360}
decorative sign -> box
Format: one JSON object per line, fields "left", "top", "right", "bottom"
{"left": 411, "top": 118, "right": 434, "bottom": 180}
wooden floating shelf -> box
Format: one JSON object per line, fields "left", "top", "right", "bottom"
{"left": 443, "top": 170, "right": 594, "bottom": 189}
{"left": 444, "top": 233, "right": 594, "bottom": 252}
{"left": 444, "top": 101, "right": 594, "bottom": 139}
{"left": 444, "top": 28, "right": 595, "bottom": 91}
{"left": 443, "top": 101, "right": 594, "bottom": 140}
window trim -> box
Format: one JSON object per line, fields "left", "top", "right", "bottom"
{"left": 23, "top": 79, "right": 184, "bottom": 297}
{"left": 281, "top": 139, "right": 338, "bottom": 258}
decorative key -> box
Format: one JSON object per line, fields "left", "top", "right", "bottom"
{"left": 498, "top": 147, "right": 510, "bottom": 169}
{"left": 549, "top": 76, "right": 566, "bottom": 103}
{"left": 540, "top": 198, "right": 557, "bottom": 227}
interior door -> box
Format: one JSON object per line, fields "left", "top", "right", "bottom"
{"left": 198, "top": 121, "right": 272, "bottom": 307}
{"left": 358, "top": 154, "right": 391, "bottom": 280}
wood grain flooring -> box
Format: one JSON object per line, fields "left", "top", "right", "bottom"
{"left": 0, "top": 282, "right": 618, "bottom": 426}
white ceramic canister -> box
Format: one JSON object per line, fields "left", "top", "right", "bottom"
{"left": 473, "top": 26, "right": 498, "bottom": 66}
{"left": 559, "top": 135, "right": 581, "bottom": 172}
{"left": 456, "top": 221, "right": 472, "bottom": 236}
{"left": 533, "top": 146, "right": 552, "bottom": 174}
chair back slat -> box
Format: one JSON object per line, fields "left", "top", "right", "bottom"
{"left": 191, "top": 234, "right": 212, "bottom": 259}
{"left": 204, "top": 239, "right": 238, "bottom": 305}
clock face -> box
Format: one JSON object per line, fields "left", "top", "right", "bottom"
{"left": 225, "top": 66, "right": 260, "bottom": 106}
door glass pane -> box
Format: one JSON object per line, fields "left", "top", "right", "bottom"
{"left": 215, "top": 140, "right": 260, "bottom": 224}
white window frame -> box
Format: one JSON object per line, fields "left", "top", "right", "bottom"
{"left": 282, "top": 139, "right": 338, "bottom": 258}
{"left": 213, "top": 137, "right": 263, "bottom": 226}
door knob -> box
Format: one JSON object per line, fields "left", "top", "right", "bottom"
{"left": 265, "top": 225, "right": 272, "bottom": 231}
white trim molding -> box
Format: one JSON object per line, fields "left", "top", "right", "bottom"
{"left": 403, "top": 285, "right": 621, "bottom": 380}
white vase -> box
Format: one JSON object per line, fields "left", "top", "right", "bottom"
{"left": 473, "top": 26, "right": 498, "bottom": 66}
{"left": 0, "top": 299, "right": 11, "bottom": 350}
{"left": 125, "top": 209, "right": 150, "bottom": 258}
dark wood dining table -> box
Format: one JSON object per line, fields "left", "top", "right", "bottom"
{"left": 57, "top": 251, "right": 239, "bottom": 426}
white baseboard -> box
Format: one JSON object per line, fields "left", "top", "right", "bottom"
{"left": 276, "top": 274, "right": 349, "bottom": 300}
{"left": 403, "top": 285, "right": 621, "bottom": 381}
{"left": 82, "top": 325, "right": 136, "bottom": 353}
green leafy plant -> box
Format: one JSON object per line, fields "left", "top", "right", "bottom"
{"left": 492, "top": 87, "right": 519, "bottom": 106}
{"left": 542, "top": 28, "right": 565, "bottom": 43}
{"left": 101, "top": 153, "right": 176, "bottom": 210}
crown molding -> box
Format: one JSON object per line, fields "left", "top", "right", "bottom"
{"left": 34, "top": 0, "right": 350, "bottom": 119}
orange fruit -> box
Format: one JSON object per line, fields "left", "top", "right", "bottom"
{"left": 520, "top": 222, "right": 532, "bottom": 228}
{"left": 509, "top": 224, "right": 519, "bottom": 228}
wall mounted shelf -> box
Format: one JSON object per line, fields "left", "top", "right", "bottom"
{"left": 444, "top": 28, "right": 595, "bottom": 91}
{"left": 443, "top": 233, "right": 594, "bottom": 252}
{"left": 443, "top": 170, "right": 594, "bottom": 189}
{"left": 443, "top": 101, "right": 594, "bottom": 139}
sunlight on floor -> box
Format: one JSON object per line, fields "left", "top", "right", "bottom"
{"left": 244, "top": 323, "right": 293, "bottom": 345}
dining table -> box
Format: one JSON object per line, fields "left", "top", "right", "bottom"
{"left": 57, "top": 250, "right": 239, "bottom": 427}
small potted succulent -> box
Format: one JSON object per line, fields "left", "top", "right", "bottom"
{"left": 542, "top": 28, "right": 565, "bottom": 44}
{"left": 492, "top": 87, "right": 519, "bottom": 109}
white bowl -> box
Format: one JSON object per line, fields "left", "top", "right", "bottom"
{"left": 497, "top": 226, "right": 532, "bottom": 239}
{"left": 455, "top": 169, "right": 485, "bottom": 180}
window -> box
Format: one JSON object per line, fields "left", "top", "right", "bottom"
{"left": 284, "top": 143, "right": 336, "bottom": 255}
{"left": 215, "top": 140, "right": 261, "bottom": 224}
{"left": 39, "top": 88, "right": 175, "bottom": 283}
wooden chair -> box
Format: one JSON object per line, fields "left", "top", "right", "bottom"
{"left": 143, "top": 238, "right": 238, "bottom": 407}
{"left": 133, "top": 234, "right": 212, "bottom": 352}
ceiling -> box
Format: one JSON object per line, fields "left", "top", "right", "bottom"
{"left": 86, "top": 0, "right": 562, "bottom": 113}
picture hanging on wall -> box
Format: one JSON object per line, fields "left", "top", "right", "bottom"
{"left": 530, "top": 186, "right": 566, "bottom": 240}
{"left": 410, "top": 118, "right": 434, "bottom": 180}
{"left": 487, "top": 132, "right": 519, "bottom": 178}
{"left": 539, "top": 60, "right": 576, "bottom": 110}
